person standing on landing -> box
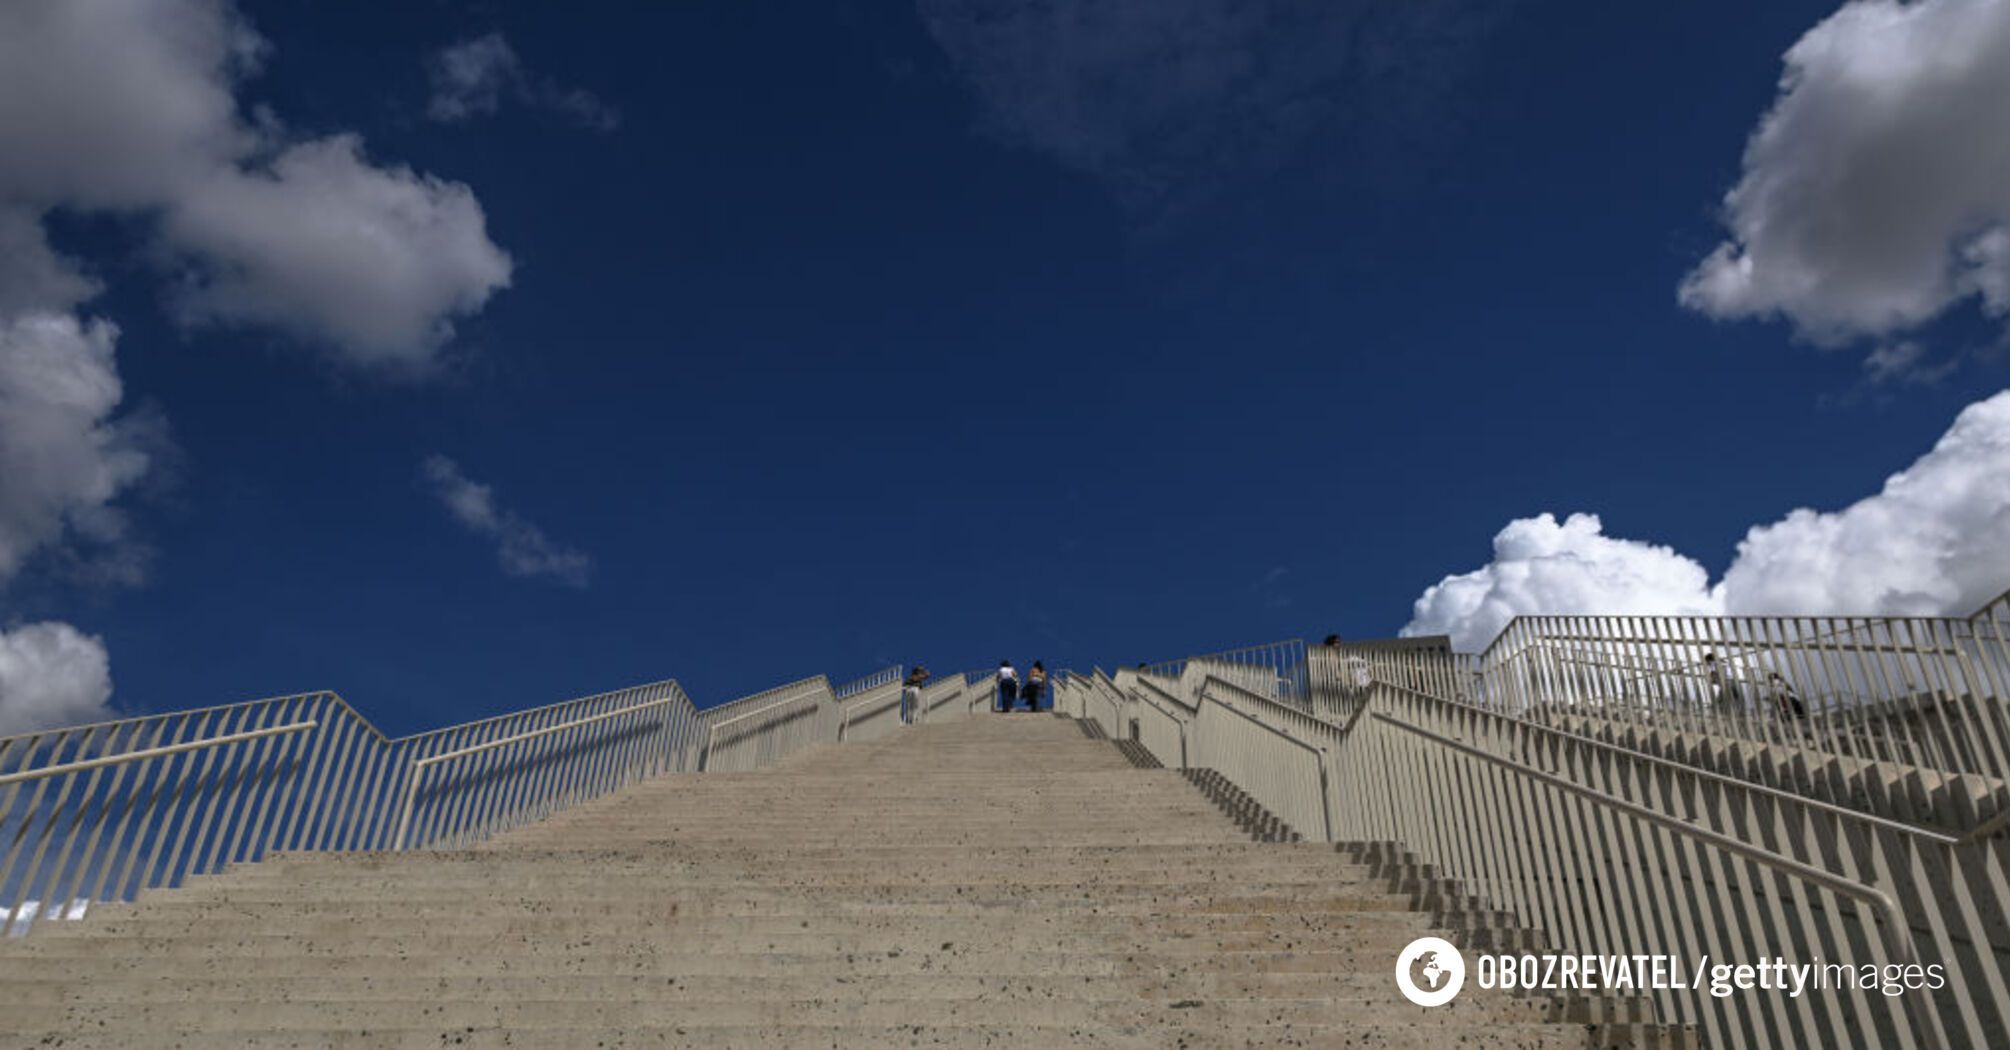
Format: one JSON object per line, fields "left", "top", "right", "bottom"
{"left": 996, "top": 659, "right": 1017, "bottom": 713}
{"left": 902, "top": 665, "right": 931, "bottom": 725}
{"left": 1021, "top": 661, "right": 1047, "bottom": 713}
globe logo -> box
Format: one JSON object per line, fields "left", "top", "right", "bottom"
{"left": 1394, "top": 936, "right": 1466, "bottom": 1007}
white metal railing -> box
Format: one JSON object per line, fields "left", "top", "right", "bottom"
{"left": 838, "top": 681, "right": 906, "bottom": 742}
{"left": 1071, "top": 616, "right": 2010, "bottom": 1050}
{"left": 0, "top": 678, "right": 699, "bottom": 935}
{"left": 698, "top": 676, "right": 836, "bottom": 772}
{"left": 919, "top": 677, "right": 971, "bottom": 723}
{"left": 2, "top": 659, "right": 954, "bottom": 936}
{"left": 834, "top": 666, "right": 902, "bottom": 701}
{"left": 392, "top": 697, "right": 683, "bottom": 849}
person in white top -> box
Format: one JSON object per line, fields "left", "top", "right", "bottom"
{"left": 996, "top": 660, "right": 1017, "bottom": 713}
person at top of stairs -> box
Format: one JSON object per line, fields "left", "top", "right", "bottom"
{"left": 996, "top": 659, "right": 1017, "bottom": 712}
{"left": 1020, "top": 661, "right": 1047, "bottom": 712}
{"left": 902, "top": 664, "right": 931, "bottom": 725}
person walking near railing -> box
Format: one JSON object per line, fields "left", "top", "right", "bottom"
{"left": 902, "top": 665, "right": 931, "bottom": 726}
{"left": 1702, "top": 652, "right": 1743, "bottom": 715}
{"left": 1021, "top": 661, "right": 1047, "bottom": 713}
{"left": 1765, "top": 671, "right": 1806, "bottom": 723}
{"left": 996, "top": 660, "right": 1018, "bottom": 713}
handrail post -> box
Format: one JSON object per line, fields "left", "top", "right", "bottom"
{"left": 393, "top": 763, "right": 425, "bottom": 852}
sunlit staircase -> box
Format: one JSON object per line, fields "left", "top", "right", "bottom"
{"left": 0, "top": 713, "right": 1691, "bottom": 1048}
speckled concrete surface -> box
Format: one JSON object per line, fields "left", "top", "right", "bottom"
{"left": 0, "top": 714, "right": 1695, "bottom": 1048}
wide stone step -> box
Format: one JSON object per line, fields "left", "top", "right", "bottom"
{"left": 0, "top": 948, "right": 1438, "bottom": 981}
{"left": 0, "top": 1023, "right": 1636, "bottom": 1050}
{"left": 128, "top": 879, "right": 1394, "bottom": 909}
{"left": 0, "top": 972, "right": 1510, "bottom": 1005}
{"left": 95, "top": 886, "right": 1422, "bottom": 916}
{"left": 6, "top": 923, "right": 1495, "bottom": 958}
{"left": 32, "top": 908, "right": 1465, "bottom": 941}
{"left": 0, "top": 995, "right": 1624, "bottom": 1032}
{"left": 270, "top": 842, "right": 1343, "bottom": 864}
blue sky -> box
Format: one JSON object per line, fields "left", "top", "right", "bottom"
{"left": 2, "top": 0, "right": 2008, "bottom": 734}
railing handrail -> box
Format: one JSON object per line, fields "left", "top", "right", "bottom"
{"left": 833, "top": 666, "right": 902, "bottom": 700}
{"left": 701, "top": 675, "right": 830, "bottom": 724}
{"left": 393, "top": 697, "right": 681, "bottom": 850}
{"left": 1472, "top": 610, "right": 1995, "bottom": 662}
{"left": 0, "top": 721, "right": 319, "bottom": 787}
{"left": 1130, "top": 683, "right": 1190, "bottom": 728}
{"left": 1201, "top": 678, "right": 1333, "bottom": 840}
{"left": 707, "top": 687, "right": 826, "bottom": 736}
{"left": 1373, "top": 671, "right": 1971, "bottom": 845}
{"left": 1133, "top": 673, "right": 1195, "bottom": 714}
{"left": 413, "top": 697, "right": 681, "bottom": 771}
{"left": 1369, "top": 711, "right": 1920, "bottom": 967}
{"left": 0, "top": 678, "right": 700, "bottom": 754}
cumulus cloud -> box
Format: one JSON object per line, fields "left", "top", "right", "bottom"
{"left": 1680, "top": 0, "right": 2010, "bottom": 346}
{"left": 1404, "top": 513, "right": 1722, "bottom": 652}
{"left": 1406, "top": 390, "right": 2010, "bottom": 649}
{"left": 427, "top": 32, "right": 619, "bottom": 132}
{"left": 0, "top": 0, "right": 513, "bottom": 371}
{"left": 0, "top": 622, "right": 116, "bottom": 738}
{"left": 421, "top": 455, "right": 592, "bottom": 587}
{"left": 0, "top": 313, "right": 159, "bottom": 586}
{"left": 1718, "top": 390, "right": 2010, "bottom": 616}
{"left": 158, "top": 135, "right": 515, "bottom": 365}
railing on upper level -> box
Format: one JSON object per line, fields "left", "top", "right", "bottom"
{"left": 1073, "top": 597, "right": 2010, "bottom": 1050}
{"left": 1144, "top": 639, "right": 1309, "bottom": 711}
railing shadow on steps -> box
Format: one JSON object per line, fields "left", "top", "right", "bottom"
{"left": 2, "top": 661, "right": 924, "bottom": 935}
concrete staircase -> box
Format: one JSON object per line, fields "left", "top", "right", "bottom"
{"left": 0, "top": 714, "right": 1692, "bottom": 1048}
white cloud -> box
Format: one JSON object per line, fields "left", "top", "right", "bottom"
{"left": 427, "top": 32, "right": 619, "bottom": 132}
{"left": 1405, "top": 390, "right": 2010, "bottom": 649}
{"left": 1863, "top": 341, "right": 1957, "bottom": 387}
{"left": 1680, "top": 0, "right": 2010, "bottom": 345}
{"left": 0, "top": 0, "right": 513, "bottom": 371}
{"left": 428, "top": 33, "right": 517, "bottom": 122}
{"left": 158, "top": 135, "right": 514, "bottom": 366}
{"left": 0, "top": 313, "right": 157, "bottom": 586}
{"left": 0, "top": 208, "right": 99, "bottom": 318}
{"left": 1719, "top": 390, "right": 2010, "bottom": 616}
{"left": 421, "top": 455, "right": 591, "bottom": 587}
{"left": 0, "top": 622, "right": 115, "bottom": 738}
{"left": 1403, "top": 513, "right": 1722, "bottom": 653}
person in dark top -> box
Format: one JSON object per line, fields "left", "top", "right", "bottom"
{"left": 1765, "top": 672, "right": 1806, "bottom": 721}
{"left": 902, "top": 665, "right": 930, "bottom": 725}
{"left": 1020, "top": 661, "right": 1047, "bottom": 713}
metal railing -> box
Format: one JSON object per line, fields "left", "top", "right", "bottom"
{"left": 1076, "top": 613, "right": 2010, "bottom": 1050}
{"left": 1, "top": 678, "right": 698, "bottom": 934}
{"left": 1471, "top": 613, "right": 2010, "bottom": 787}
{"left": 697, "top": 676, "right": 836, "bottom": 772}
{"left": 837, "top": 670, "right": 907, "bottom": 742}
{"left": 918, "top": 676, "right": 973, "bottom": 723}
{"left": 3, "top": 658, "right": 963, "bottom": 935}
{"left": 1146, "top": 639, "right": 1310, "bottom": 711}
{"left": 834, "top": 666, "right": 902, "bottom": 700}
